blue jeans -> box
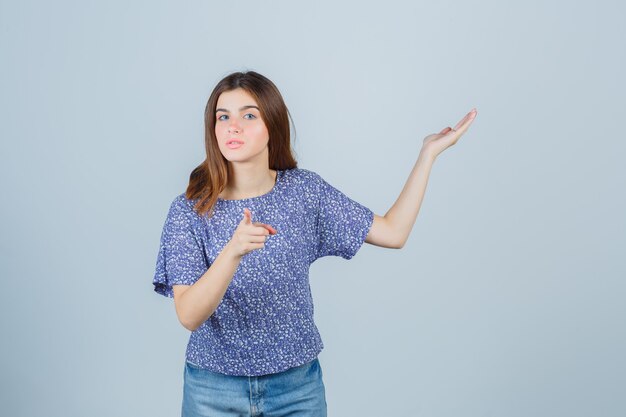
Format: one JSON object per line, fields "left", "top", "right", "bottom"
{"left": 182, "top": 357, "right": 327, "bottom": 417}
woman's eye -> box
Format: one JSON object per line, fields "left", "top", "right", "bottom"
{"left": 217, "top": 114, "right": 255, "bottom": 121}
{"left": 217, "top": 113, "right": 256, "bottom": 121}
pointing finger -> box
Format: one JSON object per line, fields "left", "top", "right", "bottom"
{"left": 253, "top": 222, "right": 277, "bottom": 235}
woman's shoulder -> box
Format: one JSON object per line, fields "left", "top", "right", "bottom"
{"left": 170, "top": 192, "right": 194, "bottom": 208}
{"left": 164, "top": 193, "right": 201, "bottom": 221}
{"left": 284, "top": 167, "right": 323, "bottom": 185}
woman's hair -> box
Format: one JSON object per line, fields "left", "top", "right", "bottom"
{"left": 186, "top": 70, "right": 298, "bottom": 218}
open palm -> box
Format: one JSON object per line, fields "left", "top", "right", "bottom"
{"left": 422, "top": 108, "right": 478, "bottom": 158}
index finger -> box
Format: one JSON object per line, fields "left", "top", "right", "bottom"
{"left": 452, "top": 108, "right": 477, "bottom": 132}
{"left": 252, "top": 222, "right": 278, "bottom": 235}
{"left": 261, "top": 224, "right": 278, "bottom": 235}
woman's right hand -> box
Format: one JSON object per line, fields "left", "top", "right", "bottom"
{"left": 227, "top": 208, "right": 277, "bottom": 258}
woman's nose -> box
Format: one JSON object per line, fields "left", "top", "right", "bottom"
{"left": 228, "top": 121, "right": 241, "bottom": 134}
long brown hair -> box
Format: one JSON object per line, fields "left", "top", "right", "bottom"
{"left": 186, "top": 71, "right": 298, "bottom": 218}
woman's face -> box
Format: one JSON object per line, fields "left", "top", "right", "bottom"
{"left": 215, "top": 88, "right": 270, "bottom": 165}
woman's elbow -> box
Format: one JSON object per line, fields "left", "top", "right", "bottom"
{"left": 175, "top": 310, "right": 196, "bottom": 331}
{"left": 180, "top": 318, "right": 199, "bottom": 332}
{"left": 178, "top": 308, "right": 215, "bottom": 332}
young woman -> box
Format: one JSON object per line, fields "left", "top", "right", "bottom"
{"left": 153, "top": 70, "right": 477, "bottom": 417}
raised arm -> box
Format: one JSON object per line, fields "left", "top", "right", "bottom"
{"left": 365, "top": 108, "right": 478, "bottom": 249}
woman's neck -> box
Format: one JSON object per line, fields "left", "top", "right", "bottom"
{"left": 220, "top": 164, "right": 277, "bottom": 200}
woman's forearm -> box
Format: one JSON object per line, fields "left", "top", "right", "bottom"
{"left": 176, "top": 242, "right": 242, "bottom": 331}
{"left": 384, "top": 148, "right": 436, "bottom": 248}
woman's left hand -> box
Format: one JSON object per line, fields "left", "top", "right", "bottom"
{"left": 421, "top": 108, "right": 478, "bottom": 160}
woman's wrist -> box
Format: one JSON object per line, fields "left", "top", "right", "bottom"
{"left": 418, "top": 146, "right": 437, "bottom": 164}
{"left": 222, "top": 239, "right": 243, "bottom": 261}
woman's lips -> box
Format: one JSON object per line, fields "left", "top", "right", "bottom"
{"left": 227, "top": 139, "right": 244, "bottom": 149}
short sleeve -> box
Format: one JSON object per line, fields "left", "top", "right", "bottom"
{"left": 152, "top": 195, "right": 209, "bottom": 298}
{"left": 314, "top": 173, "right": 374, "bottom": 260}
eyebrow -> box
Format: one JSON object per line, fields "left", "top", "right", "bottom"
{"left": 215, "top": 105, "right": 260, "bottom": 113}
